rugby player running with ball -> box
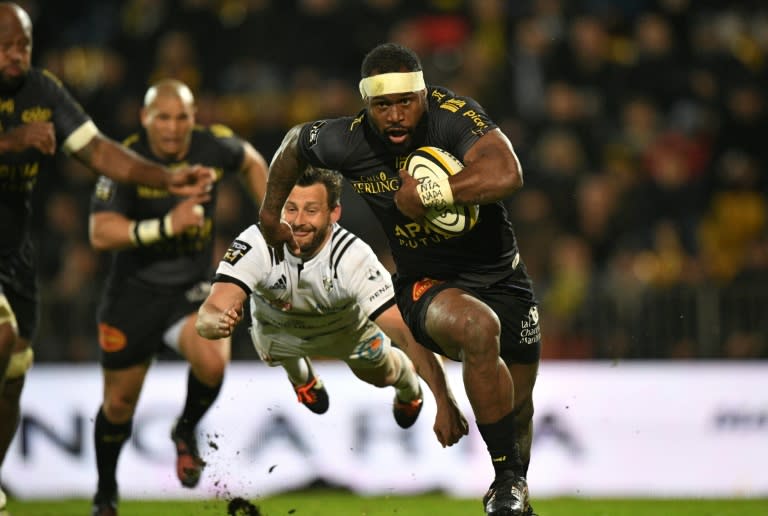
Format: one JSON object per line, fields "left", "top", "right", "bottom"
{"left": 259, "top": 43, "right": 542, "bottom": 516}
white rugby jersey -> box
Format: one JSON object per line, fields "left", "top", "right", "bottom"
{"left": 214, "top": 223, "right": 396, "bottom": 343}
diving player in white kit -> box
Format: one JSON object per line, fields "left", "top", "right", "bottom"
{"left": 196, "top": 167, "right": 468, "bottom": 447}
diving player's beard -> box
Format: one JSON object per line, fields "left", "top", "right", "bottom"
{"left": 294, "top": 224, "right": 330, "bottom": 260}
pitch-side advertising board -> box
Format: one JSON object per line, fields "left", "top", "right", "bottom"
{"left": 5, "top": 361, "right": 767, "bottom": 499}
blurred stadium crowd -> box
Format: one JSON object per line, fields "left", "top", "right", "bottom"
{"left": 20, "top": 0, "right": 768, "bottom": 362}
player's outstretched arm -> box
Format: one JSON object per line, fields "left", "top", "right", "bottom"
{"left": 90, "top": 196, "right": 209, "bottom": 251}
{"left": 374, "top": 305, "right": 469, "bottom": 447}
{"left": 196, "top": 282, "right": 246, "bottom": 340}
{"left": 73, "top": 133, "right": 214, "bottom": 196}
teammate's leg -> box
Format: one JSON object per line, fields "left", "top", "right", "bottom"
{"left": 0, "top": 290, "right": 32, "bottom": 515}
{"left": 0, "top": 342, "right": 27, "bottom": 467}
{"left": 174, "top": 314, "right": 228, "bottom": 487}
{"left": 0, "top": 333, "right": 27, "bottom": 486}
{"left": 177, "top": 312, "right": 227, "bottom": 431}
{"left": 93, "top": 362, "right": 150, "bottom": 514}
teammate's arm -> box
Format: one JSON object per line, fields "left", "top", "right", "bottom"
{"left": 196, "top": 282, "right": 246, "bottom": 340}
{"left": 89, "top": 196, "right": 209, "bottom": 251}
{"left": 72, "top": 132, "right": 214, "bottom": 196}
{"left": 239, "top": 140, "right": 269, "bottom": 207}
{"left": 373, "top": 305, "right": 469, "bottom": 447}
{"left": 258, "top": 124, "right": 308, "bottom": 254}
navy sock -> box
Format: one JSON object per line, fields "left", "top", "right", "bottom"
{"left": 94, "top": 407, "right": 132, "bottom": 494}
{"left": 477, "top": 410, "right": 524, "bottom": 477}
{"left": 176, "top": 369, "right": 222, "bottom": 433}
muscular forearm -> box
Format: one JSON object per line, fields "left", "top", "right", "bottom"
{"left": 260, "top": 125, "right": 306, "bottom": 219}
{"left": 90, "top": 211, "right": 179, "bottom": 251}
{"left": 403, "top": 343, "right": 454, "bottom": 406}
{"left": 89, "top": 213, "right": 134, "bottom": 251}
{"left": 77, "top": 135, "right": 169, "bottom": 189}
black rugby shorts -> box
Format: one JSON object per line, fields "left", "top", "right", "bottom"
{"left": 0, "top": 246, "right": 38, "bottom": 341}
{"left": 395, "top": 276, "right": 541, "bottom": 364}
{"left": 97, "top": 278, "right": 206, "bottom": 369}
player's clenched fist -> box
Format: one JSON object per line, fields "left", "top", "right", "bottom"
{"left": 167, "top": 196, "right": 209, "bottom": 234}
{"left": 196, "top": 299, "right": 243, "bottom": 340}
{"left": 0, "top": 121, "right": 56, "bottom": 155}
{"left": 166, "top": 164, "right": 215, "bottom": 197}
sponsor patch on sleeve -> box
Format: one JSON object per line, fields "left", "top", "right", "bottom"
{"left": 223, "top": 239, "right": 252, "bottom": 265}
{"left": 307, "top": 120, "right": 326, "bottom": 147}
{"left": 94, "top": 176, "right": 115, "bottom": 202}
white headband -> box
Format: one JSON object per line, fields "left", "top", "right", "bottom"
{"left": 359, "top": 71, "right": 426, "bottom": 99}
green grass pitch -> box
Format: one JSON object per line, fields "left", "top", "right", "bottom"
{"left": 4, "top": 491, "right": 768, "bottom": 516}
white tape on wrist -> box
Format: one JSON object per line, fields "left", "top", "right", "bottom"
{"left": 163, "top": 213, "right": 175, "bottom": 238}
{"left": 416, "top": 177, "right": 454, "bottom": 210}
{"left": 132, "top": 218, "right": 162, "bottom": 246}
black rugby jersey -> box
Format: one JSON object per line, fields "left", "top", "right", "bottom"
{"left": 297, "top": 85, "right": 526, "bottom": 288}
{"left": 90, "top": 125, "right": 245, "bottom": 288}
{"left": 0, "top": 68, "right": 92, "bottom": 253}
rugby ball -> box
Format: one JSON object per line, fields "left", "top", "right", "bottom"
{"left": 404, "top": 146, "right": 479, "bottom": 236}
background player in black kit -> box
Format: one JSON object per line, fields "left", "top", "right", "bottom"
{"left": 259, "top": 43, "right": 541, "bottom": 516}
{"left": 88, "top": 79, "right": 267, "bottom": 516}
{"left": 0, "top": 4, "right": 212, "bottom": 515}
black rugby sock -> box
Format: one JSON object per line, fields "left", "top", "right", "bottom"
{"left": 477, "top": 410, "right": 524, "bottom": 478}
{"left": 94, "top": 407, "right": 132, "bottom": 494}
{"left": 176, "top": 369, "right": 223, "bottom": 433}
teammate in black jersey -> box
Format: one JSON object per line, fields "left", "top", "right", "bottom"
{"left": 0, "top": 4, "right": 212, "bottom": 514}
{"left": 88, "top": 79, "right": 267, "bottom": 516}
{"left": 259, "top": 43, "right": 541, "bottom": 516}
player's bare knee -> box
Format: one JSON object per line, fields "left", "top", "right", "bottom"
{"left": 192, "top": 360, "right": 226, "bottom": 385}
{"left": 459, "top": 312, "right": 501, "bottom": 363}
{"left": 430, "top": 294, "right": 500, "bottom": 359}
{"left": 103, "top": 393, "right": 139, "bottom": 422}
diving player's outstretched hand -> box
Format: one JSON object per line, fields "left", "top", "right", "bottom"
{"left": 196, "top": 299, "right": 243, "bottom": 339}
{"left": 217, "top": 301, "right": 243, "bottom": 338}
